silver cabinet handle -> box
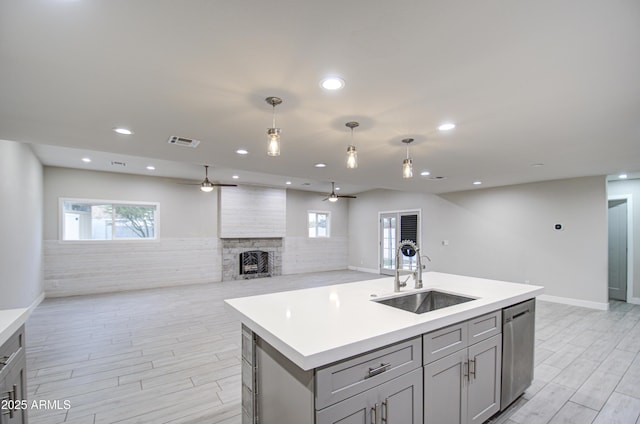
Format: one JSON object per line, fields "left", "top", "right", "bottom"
{"left": 463, "top": 360, "right": 469, "bottom": 381}
{"left": 371, "top": 403, "right": 379, "bottom": 424}
{"left": 469, "top": 358, "right": 476, "bottom": 380}
{"left": 367, "top": 362, "right": 390, "bottom": 378}
{"left": 382, "top": 398, "right": 389, "bottom": 423}
{"left": 10, "top": 385, "right": 17, "bottom": 419}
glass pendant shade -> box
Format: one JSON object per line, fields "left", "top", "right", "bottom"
{"left": 267, "top": 128, "right": 281, "bottom": 156}
{"left": 346, "top": 145, "right": 358, "bottom": 169}
{"left": 402, "top": 158, "right": 413, "bottom": 178}
{"left": 265, "top": 97, "right": 283, "bottom": 157}
{"left": 329, "top": 195, "right": 339, "bottom": 203}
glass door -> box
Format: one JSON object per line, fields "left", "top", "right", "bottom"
{"left": 380, "top": 211, "right": 420, "bottom": 275}
{"left": 380, "top": 213, "right": 397, "bottom": 275}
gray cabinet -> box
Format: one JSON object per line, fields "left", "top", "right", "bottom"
{"left": 424, "top": 311, "right": 502, "bottom": 424}
{"left": 317, "top": 368, "right": 422, "bottom": 424}
{"left": 0, "top": 325, "right": 27, "bottom": 424}
{"left": 242, "top": 309, "right": 506, "bottom": 424}
{"left": 467, "top": 336, "right": 501, "bottom": 424}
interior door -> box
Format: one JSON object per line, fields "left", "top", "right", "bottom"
{"left": 608, "top": 199, "right": 628, "bottom": 301}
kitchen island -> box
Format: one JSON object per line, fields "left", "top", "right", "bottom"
{"left": 225, "top": 272, "right": 544, "bottom": 424}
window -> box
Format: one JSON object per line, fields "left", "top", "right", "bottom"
{"left": 61, "top": 199, "right": 159, "bottom": 241}
{"left": 308, "top": 211, "right": 330, "bottom": 238}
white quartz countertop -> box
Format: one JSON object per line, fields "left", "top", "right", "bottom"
{"left": 225, "top": 272, "right": 544, "bottom": 370}
{"left": 0, "top": 308, "right": 29, "bottom": 347}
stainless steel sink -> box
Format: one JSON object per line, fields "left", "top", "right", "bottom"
{"left": 374, "top": 290, "right": 474, "bottom": 314}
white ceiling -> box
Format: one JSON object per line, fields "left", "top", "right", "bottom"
{"left": 1, "top": 0, "right": 639, "bottom": 195}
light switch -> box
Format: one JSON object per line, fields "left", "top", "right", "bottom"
{"left": 442, "top": 240, "right": 449, "bottom": 246}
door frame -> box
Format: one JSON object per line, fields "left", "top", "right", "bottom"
{"left": 378, "top": 209, "right": 422, "bottom": 275}
{"left": 608, "top": 194, "right": 634, "bottom": 303}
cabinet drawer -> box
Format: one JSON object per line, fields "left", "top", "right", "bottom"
{"left": 468, "top": 311, "right": 501, "bottom": 345}
{"left": 423, "top": 322, "right": 468, "bottom": 364}
{"left": 316, "top": 336, "right": 422, "bottom": 410}
{"left": 0, "top": 325, "right": 24, "bottom": 371}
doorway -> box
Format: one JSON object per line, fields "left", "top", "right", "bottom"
{"left": 608, "top": 197, "right": 630, "bottom": 301}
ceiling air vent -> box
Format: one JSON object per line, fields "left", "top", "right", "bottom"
{"left": 110, "top": 161, "right": 126, "bottom": 167}
{"left": 168, "top": 136, "right": 200, "bottom": 148}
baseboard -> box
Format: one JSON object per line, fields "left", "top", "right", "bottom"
{"left": 537, "top": 294, "right": 609, "bottom": 311}
{"left": 627, "top": 297, "right": 640, "bottom": 305}
{"left": 348, "top": 266, "right": 380, "bottom": 274}
{"left": 28, "top": 292, "right": 45, "bottom": 314}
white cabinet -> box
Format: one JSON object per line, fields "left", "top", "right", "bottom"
{"left": 423, "top": 311, "right": 502, "bottom": 424}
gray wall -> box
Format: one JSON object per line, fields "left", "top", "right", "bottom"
{"left": 0, "top": 140, "right": 43, "bottom": 308}
{"left": 42, "top": 167, "right": 220, "bottom": 296}
{"left": 348, "top": 176, "right": 609, "bottom": 306}
{"left": 608, "top": 178, "right": 640, "bottom": 298}
{"left": 43, "top": 166, "right": 217, "bottom": 239}
{"left": 286, "top": 189, "right": 348, "bottom": 237}
{"left": 283, "top": 189, "right": 349, "bottom": 274}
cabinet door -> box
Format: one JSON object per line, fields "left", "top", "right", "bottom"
{"left": 424, "top": 349, "right": 467, "bottom": 424}
{"left": 316, "top": 385, "right": 376, "bottom": 424}
{"left": 317, "top": 369, "right": 423, "bottom": 424}
{"left": 379, "top": 368, "right": 423, "bottom": 424}
{"left": 467, "top": 335, "right": 501, "bottom": 424}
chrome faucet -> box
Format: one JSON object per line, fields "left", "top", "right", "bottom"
{"left": 394, "top": 240, "right": 426, "bottom": 292}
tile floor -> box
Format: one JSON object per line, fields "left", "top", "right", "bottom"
{"left": 23, "top": 271, "right": 640, "bottom": 423}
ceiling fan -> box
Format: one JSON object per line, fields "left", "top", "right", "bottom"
{"left": 183, "top": 165, "right": 237, "bottom": 192}
{"left": 323, "top": 182, "right": 356, "bottom": 202}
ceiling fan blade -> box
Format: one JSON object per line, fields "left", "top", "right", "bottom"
{"left": 338, "top": 195, "right": 357, "bottom": 199}
{"left": 213, "top": 183, "right": 238, "bottom": 187}
{"left": 322, "top": 197, "right": 329, "bottom": 201}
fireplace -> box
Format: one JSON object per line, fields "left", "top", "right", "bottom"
{"left": 240, "top": 250, "right": 270, "bottom": 277}
{"left": 221, "top": 238, "right": 282, "bottom": 281}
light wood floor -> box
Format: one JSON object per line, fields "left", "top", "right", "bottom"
{"left": 25, "top": 271, "right": 640, "bottom": 424}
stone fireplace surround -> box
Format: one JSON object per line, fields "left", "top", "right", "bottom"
{"left": 221, "top": 238, "right": 282, "bottom": 281}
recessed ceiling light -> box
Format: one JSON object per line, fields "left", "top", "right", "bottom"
{"left": 81, "top": 157, "right": 91, "bottom": 163}
{"left": 473, "top": 181, "right": 482, "bottom": 185}
{"left": 335, "top": 187, "right": 341, "bottom": 191}
{"left": 619, "top": 174, "right": 628, "bottom": 179}
{"left": 320, "top": 77, "right": 345, "bottom": 91}
{"left": 285, "top": 181, "right": 292, "bottom": 185}
{"left": 113, "top": 127, "right": 134, "bottom": 135}
{"left": 146, "top": 165, "right": 155, "bottom": 171}
{"left": 232, "top": 175, "right": 240, "bottom": 179}
{"left": 420, "top": 171, "right": 431, "bottom": 176}
{"left": 438, "top": 123, "right": 456, "bottom": 131}
{"left": 236, "top": 149, "right": 249, "bottom": 155}
{"left": 314, "top": 163, "right": 327, "bottom": 168}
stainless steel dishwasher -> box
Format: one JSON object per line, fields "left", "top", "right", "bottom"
{"left": 501, "top": 298, "right": 535, "bottom": 410}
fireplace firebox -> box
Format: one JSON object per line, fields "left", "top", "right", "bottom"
{"left": 239, "top": 250, "right": 271, "bottom": 278}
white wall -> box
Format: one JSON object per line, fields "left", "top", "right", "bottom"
{"left": 219, "top": 185, "right": 286, "bottom": 238}
{"left": 348, "top": 177, "right": 609, "bottom": 307}
{"left": 43, "top": 167, "right": 221, "bottom": 296}
{"left": 283, "top": 189, "right": 349, "bottom": 274}
{"left": 0, "top": 140, "right": 44, "bottom": 309}
{"left": 608, "top": 178, "right": 640, "bottom": 298}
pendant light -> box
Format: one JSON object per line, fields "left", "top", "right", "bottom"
{"left": 402, "top": 138, "right": 414, "bottom": 179}
{"left": 265, "top": 96, "right": 283, "bottom": 156}
{"left": 345, "top": 121, "right": 359, "bottom": 169}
